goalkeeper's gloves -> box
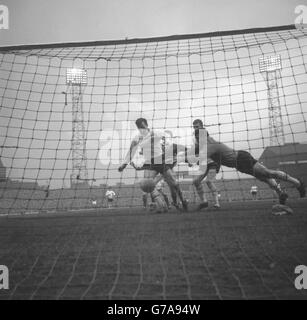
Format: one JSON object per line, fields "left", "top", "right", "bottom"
{"left": 118, "top": 163, "right": 127, "bottom": 172}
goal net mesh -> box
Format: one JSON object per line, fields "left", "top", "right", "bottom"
{"left": 0, "top": 25, "right": 307, "bottom": 214}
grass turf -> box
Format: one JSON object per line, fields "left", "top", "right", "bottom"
{"left": 0, "top": 199, "right": 306, "bottom": 300}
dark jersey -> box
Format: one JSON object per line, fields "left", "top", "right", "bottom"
{"left": 207, "top": 136, "right": 238, "bottom": 168}
{"left": 194, "top": 132, "right": 257, "bottom": 175}
{"left": 194, "top": 130, "right": 236, "bottom": 167}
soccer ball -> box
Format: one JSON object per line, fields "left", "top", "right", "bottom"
{"left": 139, "top": 179, "right": 156, "bottom": 193}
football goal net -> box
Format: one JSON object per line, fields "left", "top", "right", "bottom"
{"left": 0, "top": 25, "right": 306, "bottom": 214}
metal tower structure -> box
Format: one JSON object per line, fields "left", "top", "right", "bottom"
{"left": 259, "top": 54, "right": 285, "bottom": 146}
{"left": 66, "top": 68, "right": 88, "bottom": 187}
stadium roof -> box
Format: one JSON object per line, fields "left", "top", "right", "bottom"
{"left": 262, "top": 143, "right": 307, "bottom": 156}
{"left": 259, "top": 143, "right": 307, "bottom": 166}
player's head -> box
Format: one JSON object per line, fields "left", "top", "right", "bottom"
{"left": 193, "top": 119, "right": 204, "bottom": 138}
{"left": 193, "top": 119, "right": 204, "bottom": 130}
{"left": 192, "top": 119, "right": 209, "bottom": 139}
{"left": 135, "top": 118, "right": 149, "bottom": 135}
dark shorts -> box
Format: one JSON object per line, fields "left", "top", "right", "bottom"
{"left": 142, "top": 162, "right": 176, "bottom": 174}
{"left": 196, "top": 160, "right": 220, "bottom": 176}
{"left": 107, "top": 198, "right": 113, "bottom": 202}
{"left": 207, "top": 161, "right": 221, "bottom": 173}
{"left": 236, "top": 150, "right": 258, "bottom": 175}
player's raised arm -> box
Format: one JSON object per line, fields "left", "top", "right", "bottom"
{"left": 118, "top": 139, "right": 138, "bottom": 172}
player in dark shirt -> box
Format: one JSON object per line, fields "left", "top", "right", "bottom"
{"left": 192, "top": 119, "right": 305, "bottom": 205}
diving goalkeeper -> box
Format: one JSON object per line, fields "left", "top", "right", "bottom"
{"left": 191, "top": 119, "right": 305, "bottom": 205}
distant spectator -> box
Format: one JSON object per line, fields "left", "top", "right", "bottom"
{"left": 250, "top": 185, "right": 258, "bottom": 200}
{"left": 105, "top": 187, "right": 116, "bottom": 208}
{"left": 91, "top": 199, "right": 97, "bottom": 207}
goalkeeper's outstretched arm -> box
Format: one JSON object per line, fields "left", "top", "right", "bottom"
{"left": 118, "top": 140, "right": 138, "bottom": 172}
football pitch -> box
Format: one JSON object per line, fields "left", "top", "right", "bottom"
{"left": 0, "top": 199, "right": 306, "bottom": 300}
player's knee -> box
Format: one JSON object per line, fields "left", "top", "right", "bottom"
{"left": 193, "top": 178, "right": 201, "bottom": 187}
{"left": 254, "top": 162, "right": 270, "bottom": 178}
{"left": 260, "top": 167, "right": 273, "bottom": 179}
{"left": 166, "top": 177, "right": 178, "bottom": 188}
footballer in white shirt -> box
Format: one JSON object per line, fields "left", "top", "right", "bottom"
{"left": 118, "top": 118, "right": 188, "bottom": 212}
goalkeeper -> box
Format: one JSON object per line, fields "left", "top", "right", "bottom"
{"left": 191, "top": 119, "right": 305, "bottom": 205}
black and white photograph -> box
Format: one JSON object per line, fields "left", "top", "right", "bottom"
{"left": 0, "top": 0, "right": 307, "bottom": 306}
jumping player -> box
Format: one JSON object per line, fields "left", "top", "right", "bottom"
{"left": 118, "top": 118, "right": 188, "bottom": 211}
{"left": 192, "top": 119, "right": 306, "bottom": 205}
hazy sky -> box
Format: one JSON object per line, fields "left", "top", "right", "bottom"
{"left": 0, "top": 0, "right": 305, "bottom": 46}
